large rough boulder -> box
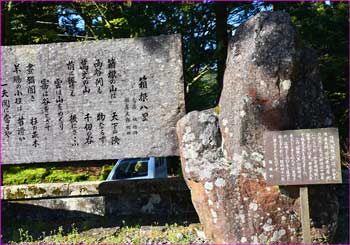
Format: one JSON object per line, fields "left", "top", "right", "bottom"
{"left": 176, "top": 11, "right": 338, "bottom": 244}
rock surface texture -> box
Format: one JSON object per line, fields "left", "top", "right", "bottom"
{"left": 177, "top": 11, "right": 338, "bottom": 244}
{"left": 2, "top": 34, "right": 185, "bottom": 164}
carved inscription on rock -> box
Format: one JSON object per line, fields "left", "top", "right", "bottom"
{"left": 264, "top": 128, "right": 342, "bottom": 185}
{"left": 1, "top": 34, "right": 185, "bottom": 164}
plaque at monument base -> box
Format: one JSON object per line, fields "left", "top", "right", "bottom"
{"left": 1, "top": 34, "right": 185, "bottom": 164}
{"left": 264, "top": 128, "right": 342, "bottom": 185}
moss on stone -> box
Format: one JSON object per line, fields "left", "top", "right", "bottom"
{"left": 28, "top": 186, "right": 46, "bottom": 196}
{"left": 52, "top": 188, "right": 64, "bottom": 196}
{"left": 6, "top": 189, "right": 26, "bottom": 199}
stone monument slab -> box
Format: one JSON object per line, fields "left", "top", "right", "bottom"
{"left": 177, "top": 12, "right": 339, "bottom": 243}
{"left": 1, "top": 34, "right": 185, "bottom": 164}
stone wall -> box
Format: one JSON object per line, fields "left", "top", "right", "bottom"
{"left": 2, "top": 178, "right": 197, "bottom": 221}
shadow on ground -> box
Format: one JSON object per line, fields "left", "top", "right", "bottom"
{"left": 2, "top": 202, "right": 199, "bottom": 243}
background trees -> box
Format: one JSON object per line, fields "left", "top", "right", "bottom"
{"left": 274, "top": 1, "right": 349, "bottom": 151}
{"left": 1, "top": 1, "right": 348, "bottom": 144}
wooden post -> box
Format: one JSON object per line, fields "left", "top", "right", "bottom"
{"left": 300, "top": 186, "right": 311, "bottom": 244}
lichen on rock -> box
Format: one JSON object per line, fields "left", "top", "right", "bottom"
{"left": 176, "top": 11, "right": 338, "bottom": 244}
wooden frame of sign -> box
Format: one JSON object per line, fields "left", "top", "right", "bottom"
{"left": 263, "top": 128, "right": 342, "bottom": 244}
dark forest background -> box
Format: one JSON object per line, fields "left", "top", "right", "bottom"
{"left": 1, "top": 1, "right": 349, "bottom": 156}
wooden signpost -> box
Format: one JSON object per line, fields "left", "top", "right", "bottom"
{"left": 264, "top": 128, "right": 342, "bottom": 244}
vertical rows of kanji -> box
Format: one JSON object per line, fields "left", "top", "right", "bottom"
{"left": 1, "top": 34, "right": 185, "bottom": 164}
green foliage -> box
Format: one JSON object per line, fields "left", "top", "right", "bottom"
{"left": 3, "top": 168, "right": 49, "bottom": 185}
{"left": 44, "top": 169, "right": 89, "bottom": 183}
{"left": 167, "top": 223, "right": 192, "bottom": 244}
{"left": 17, "top": 228, "right": 34, "bottom": 244}
{"left": 2, "top": 166, "right": 98, "bottom": 185}
{"left": 109, "top": 18, "right": 128, "bottom": 28}
{"left": 177, "top": 166, "right": 183, "bottom": 177}
{"left": 274, "top": 2, "right": 349, "bottom": 143}
{"left": 188, "top": 71, "right": 218, "bottom": 110}
{"left": 99, "top": 164, "right": 114, "bottom": 180}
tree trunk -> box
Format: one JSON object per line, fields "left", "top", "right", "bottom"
{"left": 215, "top": 3, "right": 228, "bottom": 106}
{"left": 2, "top": 2, "right": 12, "bottom": 45}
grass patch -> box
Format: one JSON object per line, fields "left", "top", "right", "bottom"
{"left": 7, "top": 223, "right": 207, "bottom": 244}
{"left": 2, "top": 164, "right": 113, "bottom": 185}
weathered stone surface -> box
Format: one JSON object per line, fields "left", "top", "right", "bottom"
{"left": 2, "top": 34, "right": 185, "bottom": 164}
{"left": 68, "top": 181, "right": 100, "bottom": 196}
{"left": 177, "top": 11, "right": 338, "bottom": 244}
{"left": 1, "top": 178, "right": 190, "bottom": 200}
{"left": 2, "top": 181, "right": 103, "bottom": 200}
{"left": 2, "top": 178, "right": 197, "bottom": 221}
{"left": 2, "top": 182, "right": 70, "bottom": 199}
